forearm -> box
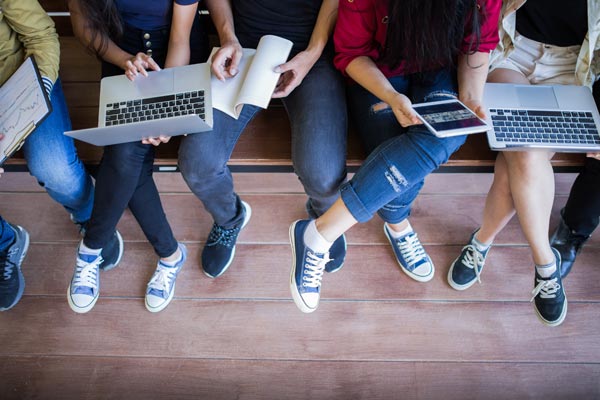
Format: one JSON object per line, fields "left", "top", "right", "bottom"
{"left": 304, "top": 0, "right": 338, "bottom": 59}
{"left": 457, "top": 51, "right": 489, "bottom": 103}
{"left": 346, "top": 56, "right": 399, "bottom": 104}
{"left": 204, "top": 0, "right": 238, "bottom": 45}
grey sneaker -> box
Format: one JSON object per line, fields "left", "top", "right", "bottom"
{"left": 0, "top": 224, "right": 30, "bottom": 311}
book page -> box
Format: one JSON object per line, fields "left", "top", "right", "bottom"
{"left": 210, "top": 48, "right": 256, "bottom": 119}
{"left": 235, "top": 35, "right": 293, "bottom": 115}
{"left": 209, "top": 35, "right": 293, "bottom": 119}
{"left": 0, "top": 57, "right": 50, "bottom": 163}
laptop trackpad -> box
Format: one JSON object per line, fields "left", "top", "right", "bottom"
{"left": 516, "top": 86, "right": 559, "bottom": 109}
{"left": 134, "top": 69, "right": 174, "bottom": 97}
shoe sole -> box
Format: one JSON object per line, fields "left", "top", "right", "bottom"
{"left": 67, "top": 283, "right": 100, "bottom": 314}
{"left": 145, "top": 243, "right": 187, "bottom": 313}
{"left": 0, "top": 227, "right": 30, "bottom": 311}
{"left": 383, "top": 225, "right": 434, "bottom": 283}
{"left": 534, "top": 297, "right": 568, "bottom": 327}
{"left": 202, "top": 201, "right": 252, "bottom": 279}
{"left": 447, "top": 257, "right": 479, "bottom": 291}
{"left": 100, "top": 230, "right": 125, "bottom": 272}
{"left": 289, "top": 221, "right": 318, "bottom": 314}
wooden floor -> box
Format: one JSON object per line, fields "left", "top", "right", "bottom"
{"left": 0, "top": 172, "right": 599, "bottom": 399}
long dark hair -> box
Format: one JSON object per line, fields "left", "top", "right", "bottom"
{"left": 71, "top": 0, "right": 123, "bottom": 56}
{"left": 380, "top": 0, "right": 482, "bottom": 71}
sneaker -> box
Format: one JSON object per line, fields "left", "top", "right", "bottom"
{"left": 383, "top": 223, "right": 434, "bottom": 282}
{"left": 0, "top": 224, "right": 30, "bottom": 311}
{"left": 145, "top": 243, "right": 187, "bottom": 313}
{"left": 531, "top": 248, "right": 568, "bottom": 327}
{"left": 325, "top": 234, "right": 346, "bottom": 273}
{"left": 202, "top": 201, "right": 251, "bottom": 278}
{"left": 448, "top": 231, "right": 490, "bottom": 290}
{"left": 289, "top": 220, "right": 330, "bottom": 313}
{"left": 68, "top": 249, "right": 103, "bottom": 314}
{"left": 99, "top": 230, "right": 124, "bottom": 271}
{"left": 67, "top": 233, "right": 124, "bottom": 313}
{"left": 550, "top": 211, "right": 589, "bottom": 278}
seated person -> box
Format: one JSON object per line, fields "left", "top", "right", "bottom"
{"left": 447, "top": 0, "right": 599, "bottom": 327}
{"left": 0, "top": 0, "right": 94, "bottom": 311}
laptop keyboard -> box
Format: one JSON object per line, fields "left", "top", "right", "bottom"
{"left": 104, "top": 90, "right": 205, "bottom": 126}
{"left": 490, "top": 109, "right": 600, "bottom": 145}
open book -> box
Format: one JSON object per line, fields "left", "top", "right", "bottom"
{"left": 0, "top": 56, "right": 52, "bottom": 164}
{"left": 210, "top": 35, "right": 293, "bottom": 119}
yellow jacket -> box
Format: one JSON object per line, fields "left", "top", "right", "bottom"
{"left": 0, "top": 0, "right": 59, "bottom": 92}
{"left": 490, "top": 0, "right": 600, "bottom": 88}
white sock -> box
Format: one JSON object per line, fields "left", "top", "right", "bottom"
{"left": 79, "top": 240, "right": 101, "bottom": 256}
{"left": 472, "top": 233, "right": 491, "bottom": 252}
{"left": 303, "top": 220, "right": 333, "bottom": 254}
{"left": 536, "top": 261, "right": 557, "bottom": 278}
{"left": 161, "top": 248, "right": 183, "bottom": 267}
{"left": 386, "top": 221, "right": 413, "bottom": 238}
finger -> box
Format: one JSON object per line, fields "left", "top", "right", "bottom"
{"left": 228, "top": 48, "right": 243, "bottom": 77}
{"left": 134, "top": 59, "right": 149, "bottom": 77}
{"left": 0, "top": 133, "right": 4, "bottom": 140}
{"left": 146, "top": 56, "right": 161, "bottom": 71}
{"left": 274, "top": 61, "right": 292, "bottom": 74}
{"left": 158, "top": 135, "right": 171, "bottom": 143}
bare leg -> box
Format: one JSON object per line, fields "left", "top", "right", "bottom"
{"left": 315, "top": 197, "right": 358, "bottom": 242}
{"left": 387, "top": 219, "right": 411, "bottom": 233}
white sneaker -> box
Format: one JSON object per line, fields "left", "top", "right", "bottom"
{"left": 68, "top": 245, "right": 102, "bottom": 313}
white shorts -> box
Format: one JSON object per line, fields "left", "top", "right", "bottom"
{"left": 490, "top": 32, "right": 580, "bottom": 85}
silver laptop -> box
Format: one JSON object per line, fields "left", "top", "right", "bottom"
{"left": 65, "top": 63, "right": 213, "bottom": 146}
{"left": 484, "top": 83, "right": 600, "bottom": 152}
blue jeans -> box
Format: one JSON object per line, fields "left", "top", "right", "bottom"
{"left": 22, "top": 79, "right": 94, "bottom": 224}
{"left": 179, "top": 57, "right": 347, "bottom": 227}
{"left": 341, "top": 68, "right": 466, "bottom": 224}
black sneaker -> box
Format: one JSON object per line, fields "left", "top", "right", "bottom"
{"left": 531, "top": 248, "right": 567, "bottom": 327}
{"left": 202, "top": 201, "right": 251, "bottom": 278}
{"left": 99, "top": 230, "right": 124, "bottom": 271}
{"left": 325, "top": 234, "right": 346, "bottom": 273}
{"left": 550, "top": 211, "right": 589, "bottom": 278}
{"left": 448, "top": 231, "right": 490, "bottom": 290}
{"left": 0, "top": 224, "right": 30, "bottom": 311}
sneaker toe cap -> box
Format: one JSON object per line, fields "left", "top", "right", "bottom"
{"left": 69, "top": 293, "right": 96, "bottom": 309}
{"left": 145, "top": 293, "right": 167, "bottom": 309}
{"left": 411, "top": 261, "right": 434, "bottom": 281}
{"left": 301, "top": 292, "right": 320, "bottom": 310}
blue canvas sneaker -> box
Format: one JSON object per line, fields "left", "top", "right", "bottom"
{"left": 0, "top": 224, "right": 30, "bottom": 311}
{"left": 68, "top": 231, "right": 124, "bottom": 313}
{"left": 289, "top": 220, "right": 330, "bottom": 313}
{"left": 145, "top": 243, "right": 187, "bottom": 313}
{"left": 202, "top": 201, "right": 251, "bottom": 278}
{"left": 325, "top": 234, "right": 346, "bottom": 273}
{"left": 531, "top": 248, "right": 567, "bottom": 327}
{"left": 448, "top": 231, "right": 490, "bottom": 290}
{"left": 383, "top": 223, "right": 434, "bottom": 282}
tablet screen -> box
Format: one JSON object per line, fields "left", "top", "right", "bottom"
{"left": 412, "top": 100, "right": 487, "bottom": 132}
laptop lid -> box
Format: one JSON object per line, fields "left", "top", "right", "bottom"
{"left": 484, "top": 83, "right": 600, "bottom": 152}
{"left": 65, "top": 63, "right": 213, "bottom": 146}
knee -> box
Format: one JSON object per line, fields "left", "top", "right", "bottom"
{"left": 295, "top": 162, "right": 346, "bottom": 197}
{"left": 504, "top": 151, "right": 550, "bottom": 178}
{"left": 178, "top": 148, "right": 227, "bottom": 188}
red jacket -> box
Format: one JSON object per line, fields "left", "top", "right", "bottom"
{"left": 333, "top": 0, "right": 502, "bottom": 78}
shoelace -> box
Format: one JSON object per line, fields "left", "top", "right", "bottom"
{"left": 461, "top": 245, "right": 486, "bottom": 283}
{"left": 206, "top": 224, "right": 241, "bottom": 249}
{"left": 73, "top": 255, "right": 102, "bottom": 290}
{"left": 530, "top": 277, "right": 561, "bottom": 302}
{"left": 0, "top": 246, "right": 20, "bottom": 281}
{"left": 397, "top": 233, "right": 427, "bottom": 269}
{"left": 302, "top": 250, "right": 330, "bottom": 288}
{"left": 148, "top": 264, "right": 176, "bottom": 295}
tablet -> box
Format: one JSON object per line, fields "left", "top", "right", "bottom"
{"left": 412, "top": 99, "right": 489, "bottom": 137}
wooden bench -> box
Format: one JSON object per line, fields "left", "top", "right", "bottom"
{"left": 4, "top": 1, "right": 585, "bottom": 172}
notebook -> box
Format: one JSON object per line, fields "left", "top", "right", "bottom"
{"left": 484, "top": 83, "right": 600, "bottom": 152}
{"left": 0, "top": 56, "right": 52, "bottom": 165}
{"left": 65, "top": 62, "right": 213, "bottom": 146}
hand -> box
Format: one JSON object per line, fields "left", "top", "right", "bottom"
{"left": 387, "top": 92, "right": 422, "bottom": 127}
{"left": 587, "top": 152, "right": 600, "bottom": 160}
{"left": 123, "top": 52, "right": 161, "bottom": 81}
{"left": 272, "top": 51, "right": 317, "bottom": 98}
{"left": 142, "top": 135, "right": 171, "bottom": 146}
{"left": 460, "top": 97, "right": 487, "bottom": 120}
{"left": 211, "top": 40, "right": 243, "bottom": 81}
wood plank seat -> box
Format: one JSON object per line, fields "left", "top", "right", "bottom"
{"left": 5, "top": 3, "right": 584, "bottom": 172}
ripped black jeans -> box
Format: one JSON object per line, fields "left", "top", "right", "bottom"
{"left": 342, "top": 68, "right": 467, "bottom": 223}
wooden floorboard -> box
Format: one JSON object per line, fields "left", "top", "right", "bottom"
{"left": 1, "top": 357, "right": 598, "bottom": 400}
{"left": 1, "top": 172, "right": 599, "bottom": 398}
